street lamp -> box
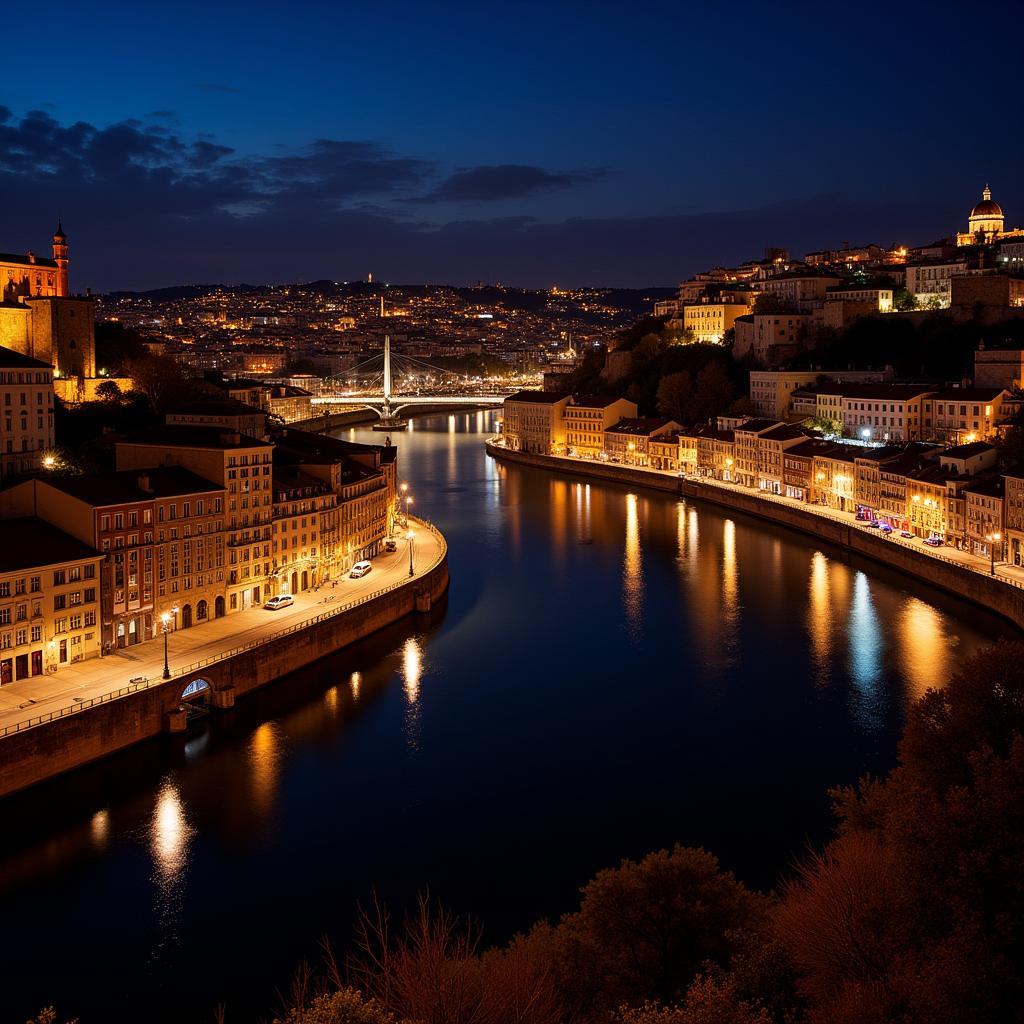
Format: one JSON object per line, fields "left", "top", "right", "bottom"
{"left": 404, "top": 494, "right": 413, "bottom": 527}
{"left": 161, "top": 612, "right": 172, "bottom": 679}
{"left": 407, "top": 530, "right": 415, "bottom": 577}
{"left": 989, "top": 531, "right": 1002, "bottom": 575}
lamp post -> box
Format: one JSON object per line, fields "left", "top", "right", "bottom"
{"left": 989, "top": 531, "right": 1002, "bottom": 576}
{"left": 397, "top": 482, "right": 409, "bottom": 535}
{"left": 404, "top": 494, "right": 413, "bottom": 527}
{"left": 407, "top": 530, "right": 415, "bottom": 577}
{"left": 161, "top": 612, "right": 172, "bottom": 679}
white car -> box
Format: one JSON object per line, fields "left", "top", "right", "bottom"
{"left": 264, "top": 594, "right": 294, "bottom": 611}
{"left": 349, "top": 560, "right": 372, "bottom": 579}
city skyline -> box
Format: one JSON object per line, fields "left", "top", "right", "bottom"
{"left": 3, "top": 0, "right": 1022, "bottom": 290}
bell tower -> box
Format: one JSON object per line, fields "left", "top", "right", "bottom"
{"left": 52, "top": 222, "right": 69, "bottom": 296}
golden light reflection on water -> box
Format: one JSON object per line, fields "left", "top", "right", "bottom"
{"left": 623, "top": 493, "right": 643, "bottom": 638}
{"left": 248, "top": 722, "right": 282, "bottom": 814}
{"left": 150, "top": 779, "right": 192, "bottom": 886}
{"left": 350, "top": 671, "right": 362, "bottom": 700}
{"left": 808, "top": 552, "right": 832, "bottom": 684}
{"left": 722, "top": 519, "right": 738, "bottom": 624}
{"left": 898, "top": 598, "right": 950, "bottom": 703}
{"left": 323, "top": 685, "right": 339, "bottom": 716}
{"left": 402, "top": 637, "right": 424, "bottom": 751}
{"left": 90, "top": 809, "right": 109, "bottom": 850}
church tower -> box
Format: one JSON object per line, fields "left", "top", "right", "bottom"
{"left": 52, "top": 222, "right": 69, "bottom": 296}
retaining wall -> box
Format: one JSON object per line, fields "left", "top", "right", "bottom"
{"left": 0, "top": 555, "right": 449, "bottom": 798}
{"left": 486, "top": 440, "right": 1024, "bottom": 631}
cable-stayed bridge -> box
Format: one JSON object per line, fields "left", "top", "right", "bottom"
{"left": 311, "top": 336, "right": 511, "bottom": 427}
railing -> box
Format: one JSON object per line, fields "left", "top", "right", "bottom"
{"left": 0, "top": 519, "right": 447, "bottom": 739}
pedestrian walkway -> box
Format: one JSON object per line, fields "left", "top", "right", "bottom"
{"left": 0, "top": 521, "right": 443, "bottom": 736}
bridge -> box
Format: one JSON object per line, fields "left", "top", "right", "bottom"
{"left": 311, "top": 336, "right": 510, "bottom": 427}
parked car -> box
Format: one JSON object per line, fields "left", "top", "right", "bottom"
{"left": 384, "top": 539, "right": 398, "bottom": 552}
{"left": 129, "top": 675, "right": 149, "bottom": 686}
{"left": 865, "top": 520, "right": 880, "bottom": 528}
{"left": 350, "top": 560, "right": 373, "bottom": 579}
{"left": 264, "top": 595, "right": 294, "bottom": 611}
{"left": 900, "top": 531, "right": 914, "bottom": 539}
{"left": 878, "top": 523, "right": 893, "bottom": 534}
{"left": 924, "top": 536, "right": 943, "bottom": 547}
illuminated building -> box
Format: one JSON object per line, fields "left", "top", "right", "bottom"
{"left": 0, "top": 518, "right": 102, "bottom": 682}
{"left": 682, "top": 300, "right": 751, "bottom": 343}
{"left": 603, "top": 418, "right": 681, "bottom": 467}
{"left": 501, "top": 391, "right": 570, "bottom": 454}
{"left": 0, "top": 346, "right": 55, "bottom": 484}
{"left": 921, "top": 387, "right": 1008, "bottom": 443}
{"left": 564, "top": 395, "right": 637, "bottom": 457}
{"left": 955, "top": 185, "right": 1021, "bottom": 246}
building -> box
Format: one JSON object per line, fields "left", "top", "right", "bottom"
{"left": 974, "top": 347, "right": 1024, "bottom": 390}
{"left": 166, "top": 399, "right": 268, "bottom": 438}
{"left": 783, "top": 439, "right": 843, "bottom": 502}
{"left": 0, "top": 346, "right": 55, "bottom": 484}
{"left": 115, "top": 427, "right": 275, "bottom": 613}
{"left": 266, "top": 385, "right": 313, "bottom": 424}
{"left": 1, "top": 224, "right": 68, "bottom": 300}
{"left": 905, "top": 258, "right": 969, "bottom": 307}
{"left": 732, "top": 313, "right": 809, "bottom": 363}
{"left": 1003, "top": 472, "right": 1024, "bottom": 566}
{"left": 955, "top": 185, "right": 1023, "bottom": 247}
{"left": 839, "top": 384, "right": 933, "bottom": 442}
{"left": 748, "top": 368, "right": 893, "bottom": 420}
{"left": 950, "top": 273, "right": 1024, "bottom": 312}
{"left": 756, "top": 424, "right": 808, "bottom": 494}
{"left": 271, "top": 465, "right": 334, "bottom": 596}
{"left": 564, "top": 395, "right": 638, "bottom": 457}
{"left": 757, "top": 271, "right": 841, "bottom": 310}
{"left": 824, "top": 283, "right": 893, "bottom": 311}
{"left": 695, "top": 425, "right": 736, "bottom": 480}
{"left": 964, "top": 477, "right": 1005, "bottom": 560}
{"left": 731, "top": 418, "right": 784, "bottom": 488}
{"left": 683, "top": 301, "right": 752, "bottom": 343}
{"left": 921, "top": 387, "right": 1008, "bottom": 443}
{"left": 0, "top": 518, "right": 103, "bottom": 683}
{"left": 604, "top": 418, "right": 681, "bottom": 467}
{"left": 501, "top": 391, "right": 571, "bottom": 454}
{"left": 649, "top": 431, "right": 684, "bottom": 471}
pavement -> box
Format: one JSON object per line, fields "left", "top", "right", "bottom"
{"left": 0, "top": 521, "right": 443, "bottom": 735}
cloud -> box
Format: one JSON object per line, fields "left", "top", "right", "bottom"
{"left": 416, "top": 164, "right": 603, "bottom": 203}
{"left": 0, "top": 108, "right": 962, "bottom": 290}
{"left": 197, "top": 82, "right": 239, "bottom": 94}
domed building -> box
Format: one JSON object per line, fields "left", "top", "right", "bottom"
{"left": 957, "top": 185, "right": 1021, "bottom": 246}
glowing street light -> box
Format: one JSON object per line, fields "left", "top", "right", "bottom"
{"left": 988, "top": 531, "right": 1002, "bottom": 576}
{"left": 161, "top": 612, "right": 172, "bottom": 679}
{"left": 406, "top": 529, "right": 415, "bottom": 577}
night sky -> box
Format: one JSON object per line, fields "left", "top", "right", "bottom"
{"left": 3, "top": 0, "right": 1022, "bottom": 291}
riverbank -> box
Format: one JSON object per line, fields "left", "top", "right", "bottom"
{"left": 0, "top": 520, "right": 449, "bottom": 798}
{"left": 485, "top": 439, "right": 1024, "bottom": 632}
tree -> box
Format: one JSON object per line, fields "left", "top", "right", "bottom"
{"left": 693, "top": 362, "right": 735, "bottom": 423}
{"left": 124, "top": 354, "right": 186, "bottom": 412}
{"left": 523, "top": 846, "right": 765, "bottom": 1018}
{"left": 892, "top": 288, "right": 917, "bottom": 312}
{"left": 728, "top": 396, "right": 756, "bottom": 418}
{"left": 95, "top": 379, "right": 122, "bottom": 402}
{"left": 273, "top": 989, "right": 404, "bottom": 1024}
{"left": 657, "top": 372, "right": 694, "bottom": 424}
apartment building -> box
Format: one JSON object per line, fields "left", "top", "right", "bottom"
{"left": 921, "top": 387, "right": 1008, "bottom": 443}
{"left": 564, "top": 395, "right": 638, "bottom": 457}
{"left": 756, "top": 424, "right": 807, "bottom": 494}
{"left": 603, "top": 418, "right": 681, "bottom": 467}
{"left": 905, "top": 259, "right": 968, "bottom": 306}
{"left": 965, "top": 477, "right": 1005, "bottom": 559}
{"left": 732, "top": 419, "right": 784, "bottom": 488}
{"left": 501, "top": 391, "right": 571, "bottom": 454}
{"left": 115, "top": 427, "right": 275, "bottom": 613}
{"left": 1004, "top": 472, "right": 1024, "bottom": 565}
{"left": 0, "top": 518, "right": 102, "bottom": 683}
{"left": 0, "top": 345, "right": 55, "bottom": 484}
{"left": 271, "top": 466, "right": 333, "bottom": 595}
{"left": 683, "top": 301, "right": 752, "bottom": 343}
{"left": 840, "top": 384, "right": 933, "bottom": 442}
{"left": 695, "top": 426, "right": 736, "bottom": 480}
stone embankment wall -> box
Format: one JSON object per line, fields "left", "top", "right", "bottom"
{"left": 0, "top": 556, "right": 449, "bottom": 798}
{"left": 486, "top": 441, "right": 1024, "bottom": 631}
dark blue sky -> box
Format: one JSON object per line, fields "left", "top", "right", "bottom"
{"left": 2, "top": 0, "right": 1021, "bottom": 290}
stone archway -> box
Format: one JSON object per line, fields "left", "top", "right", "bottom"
{"left": 301, "top": 570, "right": 308, "bottom": 591}
{"left": 215, "top": 596, "right": 225, "bottom": 618}
{"left": 181, "top": 604, "right": 193, "bottom": 629}
{"left": 197, "top": 599, "right": 209, "bottom": 621}
{"left": 290, "top": 571, "right": 298, "bottom": 594}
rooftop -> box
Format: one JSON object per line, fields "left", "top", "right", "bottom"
{"left": 42, "top": 467, "right": 223, "bottom": 506}
{"left": 505, "top": 390, "right": 570, "bottom": 404}
{"left": 606, "top": 417, "right": 679, "bottom": 436}
{"left": 0, "top": 345, "right": 53, "bottom": 371}
{"left": 0, "top": 517, "right": 100, "bottom": 573}
{"left": 119, "top": 426, "right": 273, "bottom": 450}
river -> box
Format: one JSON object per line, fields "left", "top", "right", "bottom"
{"left": 0, "top": 410, "right": 1014, "bottom": 1023}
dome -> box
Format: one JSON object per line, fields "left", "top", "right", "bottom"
{"left": 970, "top": 186, "right": 1002, "bottom": 219}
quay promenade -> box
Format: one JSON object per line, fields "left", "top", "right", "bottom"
{"left": 0, "top": 519, "right": 448, "bottom": 796}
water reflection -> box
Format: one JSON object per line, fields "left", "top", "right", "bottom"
{"left": 402, "top": 637, "right": 423, "bottom": 751}
{"left": 151, "top": 779, "right": 192, "bottom": 886}
{"left": 350, "top": 670, "right": 362, "bottom": 700}
{"left": 248, "top": 722, "right": 282, "bottom": 815}
{"left": 808, "top": 552, "right": 832, "bottom": 685}
{"left": 848, "top": 572, "right": 884, "bottom": 733}
{"left": 623, "top": 493, "right": 643, "bottom": 639}
{"left": 898, "top": 598, "right": 950, "bottom": 704}
{"left": 90, "top": 809, "right": 110, "bottom": 851}
{"left": 721, "top": 519, "right": 739, "bottom": 648}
